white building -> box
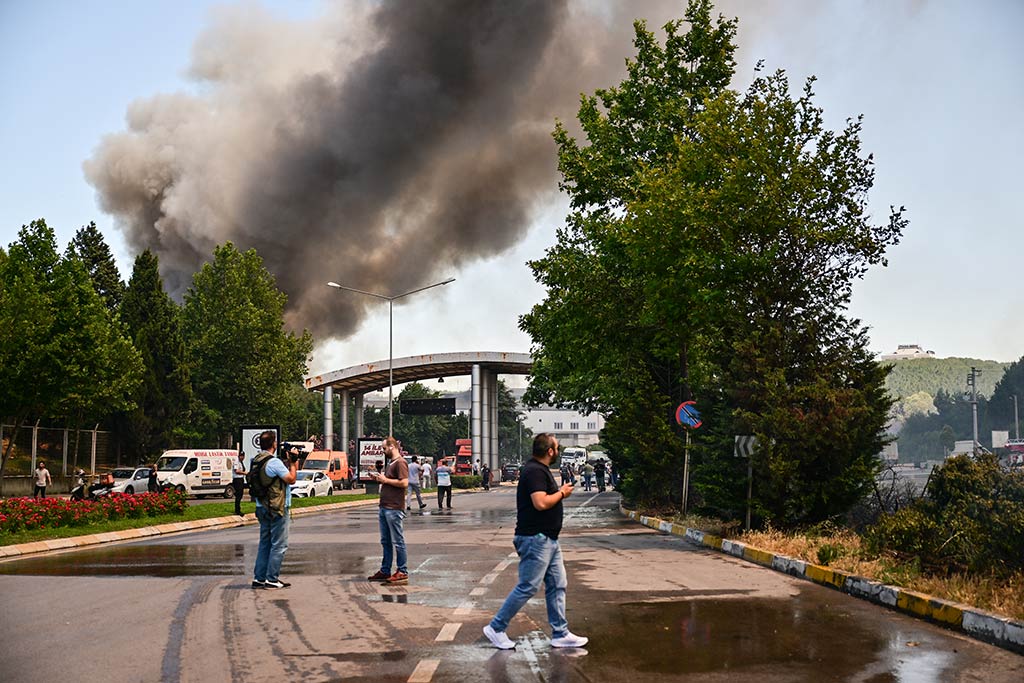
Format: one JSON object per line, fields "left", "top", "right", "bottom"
{"left": 522, "top": 406, "right": 605, "bottom": 448}
{"left": 880, "top": 344, "right": 936, "bottom": 361}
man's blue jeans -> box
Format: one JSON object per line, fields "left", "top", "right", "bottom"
{"left": 378, "top": 507, "right": 407, "bottom": 574}
{"left": 488, "top": 533, "right": 568, "bottom": 637}
{"left": 254, "top": 506, "right": 290, "bottom": 582}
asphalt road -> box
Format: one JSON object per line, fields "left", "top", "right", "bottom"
{"left": 1, "top": 486, "right": 1021, "bottom": 682}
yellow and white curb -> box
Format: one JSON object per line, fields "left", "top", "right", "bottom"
{"left": 623, "top": 507, "right": 1024, "bottom": 655}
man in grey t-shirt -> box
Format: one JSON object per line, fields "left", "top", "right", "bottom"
{"left": 406, "top": 456, "right": 426, "bottom": 510}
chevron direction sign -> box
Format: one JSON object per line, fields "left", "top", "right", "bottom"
{"left": 734, "top": 435, "right": 757, "bottom": 458}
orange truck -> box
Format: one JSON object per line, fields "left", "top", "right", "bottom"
{"left": 454, "top": 438, "right": 473, "bottom": 475}
{"left": 300, "top": 450, "right": 354, "bottom": 490}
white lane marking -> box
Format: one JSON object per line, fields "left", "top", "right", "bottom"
{"left": 414, "top": 557, "right": 433, "bottom": 572}
{"left": 408, "top": 658, "right": 440, "bottom": 682}
{"left": 497, "top": 559, "right": 514, "bottom": 571}
{"left": 470, "top": 587, "right": 486, "bottom": 596}
{"left": 521, "top": 633, "right": 544, "bottom": 678}
{"left": 564, "top": 492, "right": 600, "bottom": 521}
{"left": 480, "top": 573, "right": 499, "bottom": 585}
{"left": 435, "top": 622, "right": 462, "bottom": 641}
{"left": 453, "top": 600, "right": 475, "bottom": 616}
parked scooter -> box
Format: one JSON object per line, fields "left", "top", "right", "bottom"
{"left": 70, "top": 470, "right": 115, "bottom": 501}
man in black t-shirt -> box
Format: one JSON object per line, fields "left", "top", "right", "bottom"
{"left": 483, "top": 434, "right": 589, "bottom": 650}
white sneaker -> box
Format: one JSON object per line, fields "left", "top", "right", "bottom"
{"left": 550, "top": 631, "right": 588, "bottom": 648}
{"left": 483, "top": 625, "right": 516, "bottom": 650}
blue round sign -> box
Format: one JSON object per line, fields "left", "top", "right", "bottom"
{"left": 675, "top": 401, "right": 702, "bottom": 429}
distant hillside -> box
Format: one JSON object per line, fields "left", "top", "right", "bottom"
{"left": 884, "top": 357, "right": 1008, "bottom": 401}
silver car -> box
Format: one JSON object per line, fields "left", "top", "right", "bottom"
{"left": 110, "top": 467, "right": 152, "bottom": 495}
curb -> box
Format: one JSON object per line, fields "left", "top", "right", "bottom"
{"left": 621, "top": 506, "right": 1024, "bottom": 656}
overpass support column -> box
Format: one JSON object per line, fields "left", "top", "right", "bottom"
{"left": 481, "top": 370, "right": 491, "bottom": 476}
{"left": 340, "top": 389, "right": 350, "bottom": 455}
{"left": 471, "top": 364, "right": 482, "bottom": 468}
{"left": 323, "top": 386, "right": 334, "bottom": 450}
{"left": 489, "top": 371, "right": 499, "bottom": 474}
{"left": 354, "top": 394, "right": 364, "bottom": 446}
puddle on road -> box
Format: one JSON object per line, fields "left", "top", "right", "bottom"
{"left": 579, "top": 596, "right": 958, "bottom": 680}
{"left": 0, "top": 544, "right": 368, "bottom": 578}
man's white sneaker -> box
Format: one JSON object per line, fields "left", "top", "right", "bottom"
{"left": 483, "top": 625, "right": 516, "bottom": 650}
{"left": 550, "top": 632, "right": 588, "bottom": 648}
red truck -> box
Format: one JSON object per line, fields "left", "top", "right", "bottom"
{"left": 454, "top": 438, "right": 474, "bottom": 475}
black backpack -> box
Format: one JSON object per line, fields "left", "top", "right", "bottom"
{"left": 247, "top": 453, "right": 272, "bottom": 502}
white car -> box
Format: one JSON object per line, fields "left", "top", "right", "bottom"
{"left": 290, "top": 470, "right": 334, "bottom": 498}
{"left": 110, "top": 467, "right": 152, "bottom": 495}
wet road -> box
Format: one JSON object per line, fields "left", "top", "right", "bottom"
{"left": 1, "top": 487, "right": 1021, "bottom": 682}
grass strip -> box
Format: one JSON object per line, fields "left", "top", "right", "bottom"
{"left": 0, "top": 493, "right": 378, "bottom": 547}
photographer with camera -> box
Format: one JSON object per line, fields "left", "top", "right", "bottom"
{"left": 248, "top": 431, "right": 297, "bottom": 590}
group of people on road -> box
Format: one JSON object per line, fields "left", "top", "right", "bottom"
{"left": 246, "top": 429, "right": 588, "bottom": 651}
{"left": 559, "top": 458, "right": 614, "bottom": 492}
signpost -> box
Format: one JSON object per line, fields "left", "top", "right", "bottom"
{"left": 734, "top": 435, "right": 758, "bottom": 530}
{"left": 675, "top": 401, "right": 702, "bottom": 515}
{"left": 400, "top": 398, "right": 456, "bottom": 416}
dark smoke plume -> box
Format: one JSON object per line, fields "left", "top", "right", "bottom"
{"left": 85, "top": 0, "right": 682, "bottom": 339}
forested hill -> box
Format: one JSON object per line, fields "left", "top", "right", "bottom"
{"left": 884, "top": 357, "right": 1008, "bottom": 400}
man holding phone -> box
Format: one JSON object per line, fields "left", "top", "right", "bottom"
{"left": 366, "top": 436, "right": 410, "bottom": 585}
{"left": 483, "top": 433, "right": 588, "bottom": 650}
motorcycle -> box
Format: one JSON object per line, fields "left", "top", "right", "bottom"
{"left": 70, "top": 471, "right": 115, "bottom": 501}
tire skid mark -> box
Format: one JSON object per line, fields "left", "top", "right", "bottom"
{"left": 161, "top": 580, "right": 214, "bottom": 683}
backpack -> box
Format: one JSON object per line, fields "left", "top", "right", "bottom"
{"left": 247, "top": 453, "right": 273, "bottom": 502}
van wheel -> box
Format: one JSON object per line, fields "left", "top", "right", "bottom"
{"left": 223, "top": 485, "right": 234, "bottom": 498}
{"left": 176, "top": 485, "right": 186, "bottom": 494}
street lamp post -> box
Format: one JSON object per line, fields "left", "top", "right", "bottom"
{"left": 1013, "top": 395, "right": 1020, "bottom": 441}
{"left": 327, "top": 278, "right": 455, "bottom": 436}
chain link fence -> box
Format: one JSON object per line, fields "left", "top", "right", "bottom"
{"left": 1, "top": 422, "right": 119, "bottom": 476}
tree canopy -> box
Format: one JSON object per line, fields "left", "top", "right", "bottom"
{"left": 522, "top": 0, "right": 905, "bottom": 526}
{"left": 181, "top": 242, "right": 313, "bottom": 445}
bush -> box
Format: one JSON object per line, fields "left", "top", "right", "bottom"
{"left": 451, "top": 475, "right": 481, "bottom": 489}
{"left": 865, "top": 454, "right": 1024, "bottom": 575}
{"left": 0, "top": 490, "right": 188, "bottom": 534}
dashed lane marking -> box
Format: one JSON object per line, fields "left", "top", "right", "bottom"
{"left": 453, "top": 600, "right": 475, "bottom": 616}
{"left": 470, "top": 587, "right": 486, "bottom": 596}
{"left": 408, "top": 658, "right": 440, "bottom": 682}
{"left": 435, "top": 622, "right": 462, "bottom": 642}
{"left": 480, "top": 573, "right": 499, "bottom": 585}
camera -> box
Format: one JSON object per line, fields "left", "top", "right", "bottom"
{"left": 280, "top": 442, "right": 305, "bottom": 463}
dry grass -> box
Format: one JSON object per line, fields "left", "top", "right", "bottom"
{"left": 652, "top": 512, "right": 1024, "bottom": 621}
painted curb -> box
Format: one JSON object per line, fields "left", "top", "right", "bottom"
{"left": 621, "top": 506, "right": 1024, "bottom": 655}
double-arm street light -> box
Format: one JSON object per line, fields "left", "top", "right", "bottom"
{"left": 327, "top": 277, "right": 455, "bottom": 436}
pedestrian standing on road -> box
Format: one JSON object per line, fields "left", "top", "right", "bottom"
{"left": 367, "top": 436, "right": 410, "bottom": 585}
{"left": 481, "top": 462, "right": 491, "bottom": 491}
{"left": 594, "top": 460, "right": 606, "bottom": 492}
{"left": 406, "top": 456, "right": 427, "bottom": 511}
{"left": 421, "top": 459, "right": 433, "bottom": 488}
{"left": 33, "top": 461, "right": 52, "bottom": 499}
{"left": 474, "top": 459, "right": 480, "bottom": 476}
{"left": 232, "top": 453, "right": 247, "bottom": 516}
{"left": 582, "top": 462, "right": 595, "bottom": 492}
{"left": 609, "top": 462, "right": 618, "bottom": 489}
{"left": 147, "top": 464, "right": 158, "bottom": 493}
{"left": 249, "top": 431, "right": 298, "bottom": 590}
{"left": 483, "top": 433, "right": 588, "bottom": 651}
{"left": 559, "top": 462, "right": 570, "bottom": 487}
{"left": 436, "top": 458, "right": 453, "bottom": 510}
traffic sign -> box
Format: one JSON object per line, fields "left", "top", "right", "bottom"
{"left": 675, "top": 401, "right": 702, "bottom": 429}
{"left": 734, "top": 435, "right": 758, "bottom": 458}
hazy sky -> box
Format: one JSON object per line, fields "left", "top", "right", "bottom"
{"left": 2, "top": 1, "right": 1022, "bottom": 392}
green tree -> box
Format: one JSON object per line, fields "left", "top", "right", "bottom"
{"left": 118, "top": 249, "right": 193, "bottom": 458}
{"left": 181, "top": 243, "right": 313, "bottom": 445}
{"left": 0, "top": 220, "right": 142, "bottom": 486}
{"left": 522, "top": 1, "right": 904, "bottom": 524}
{"left": 497, "top": 381, "right": 532, "bottom": 461}
{"left": 67, "top": 221, "right": 125, "bottom": 312}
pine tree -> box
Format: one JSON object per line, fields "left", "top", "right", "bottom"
{"left": 68, "top": 222, "right": 125, "bottom": 312}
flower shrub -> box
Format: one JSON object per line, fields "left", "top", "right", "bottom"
{"left": 0, "top": 489, "right": 188, "bottom": 534}
{"left": 451, "top": 475, "right": 482, "bottom": 489}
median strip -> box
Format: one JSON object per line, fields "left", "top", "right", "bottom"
{"left": 621, "top": 505, "right": 1024, "bottom": 655}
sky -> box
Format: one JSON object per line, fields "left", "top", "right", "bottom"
{"left": 1, "top": 1, "right": 1022, "bottom": 393}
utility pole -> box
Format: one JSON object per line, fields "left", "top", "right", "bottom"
{"left": 1013, "top": 395, "right": 1020, "bottom": 441}
{"left": 968, "top": 367, "right": 981, "bottom": 455}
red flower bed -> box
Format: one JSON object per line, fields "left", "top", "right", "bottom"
{"left": 0, "top": 489, "right": 188, "bottom": 534}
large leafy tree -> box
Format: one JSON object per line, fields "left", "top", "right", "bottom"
{"left": 118, "top": 249, "right": 193, "bottom": 457}
{"left": 0, "top": 220, "right": 142, "bottom": 486}
{"left": 522, "top": 0, "right": 905, "bottom": 525}
{"left": 181, "top": 243, "right": 313, "bottom": 445}
{"left": 67, "top": 221, "right": 125, "bottom": 312}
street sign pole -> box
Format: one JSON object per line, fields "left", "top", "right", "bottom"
{"left": 746, "top": 458, "right": 753, "bottom": 531}
{"left": 682, "top": 430, "right": 691, "bottom": 515}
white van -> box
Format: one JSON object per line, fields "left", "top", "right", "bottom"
{"left": 156, "top": 449, "right": 238, "bottom": 498}
{"left": 561, "top": 447, "right": 588, "bottom": 469}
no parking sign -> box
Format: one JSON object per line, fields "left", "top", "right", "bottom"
{"left": 675, "top": 401, "right": 702, "bottom": 429}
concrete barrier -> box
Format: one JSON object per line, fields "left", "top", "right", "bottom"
{"left": 620, "top": 505, "right": 1024, "bottom": 655}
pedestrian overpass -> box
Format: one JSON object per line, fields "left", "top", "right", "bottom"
{"left": 304, "top": 352, "right": 532, "bottom": 471}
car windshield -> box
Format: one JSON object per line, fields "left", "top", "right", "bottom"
{"left": 111, "top": 469, "right": 134, "bottom": 479}
{"left": 294, "top": 471, "right": 315, "bottom": 481}
{"left": 304, "top": 460, "right": 328, "bottom": 470}
{"left": 158, "top": 457, "right": 187, "bottom": 472}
